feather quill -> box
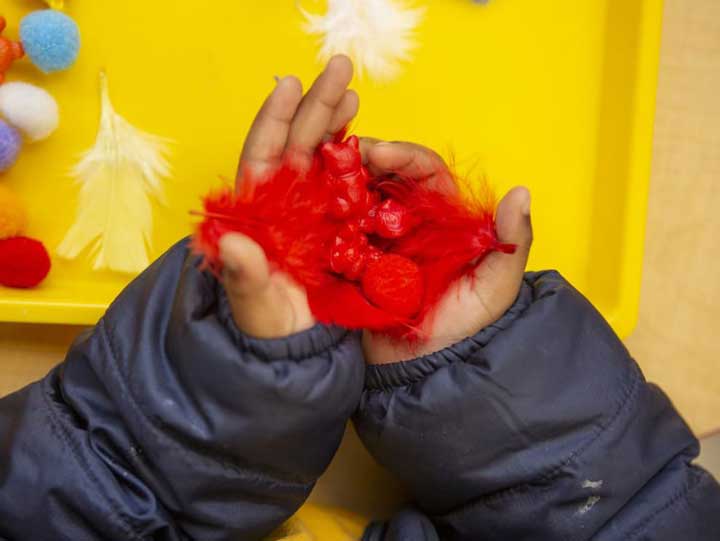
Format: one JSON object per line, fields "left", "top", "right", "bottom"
{"left": 300, "top": 0, "right": 424, "bottom": 81}
{"left": 57, "top": 71, "right": 171, "bottom": 274}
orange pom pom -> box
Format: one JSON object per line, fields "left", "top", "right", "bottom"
{"left": 0, "top": 185, "right": 28, "bottom": 239}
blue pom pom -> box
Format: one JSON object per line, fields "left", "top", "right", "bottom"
{"left": 20, "top": 10, "right": 80, "bottom": 73}
{"left": 0, "top": 120, "right": 22, "bottom": 173}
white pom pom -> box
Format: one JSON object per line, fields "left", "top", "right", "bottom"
{"left": 0, "top": 82, "right": 59, "bottom": 142}
{"left": 301, "top": 0, "right": 424, "bottom": 81}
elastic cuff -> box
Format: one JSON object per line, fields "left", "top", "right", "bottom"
{"left": 365, "top": 278, "right": 535, "bottom": 390}
{"left": 217, "top": 284, "right": 352, "bottom": 361}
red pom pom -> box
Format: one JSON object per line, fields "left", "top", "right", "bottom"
{"left": 0, "top": 236, "right": 51, "bottom": 289}
{"left": 362, "top": 254, "right": 424, "bottom": 318}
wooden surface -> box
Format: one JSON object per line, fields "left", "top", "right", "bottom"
{"left": 624, "top": 0, "right": 720, "bottom": 436}
{"left": 1, "top": 1, "right": 719, "bottom": 437}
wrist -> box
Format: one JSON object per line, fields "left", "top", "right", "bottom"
{"left": 362, "top": 329, "right": 478, "bottom": 365}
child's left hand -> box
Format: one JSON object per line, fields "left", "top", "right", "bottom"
{"left": 222, "top": 55, "right": 359, "bottom": 338}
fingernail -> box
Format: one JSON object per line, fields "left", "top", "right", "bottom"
{"left": 375, "top": 141, "right": 392, "bottom": 147}
{"left": 219, "top": 236, "right": 241, "bottom": 273}
{"left": 521, "top": 190, "right": 531, "bottom": 216}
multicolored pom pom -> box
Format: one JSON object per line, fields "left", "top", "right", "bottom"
{"left": 0, "top": 82, "right": 59, "bottom": 142}
{"left": 0, "top": 119, "right": 22, "bottom": 172}
{"left": 20, "top": 10, "right": 80, "bottom": 73}
{"left": 0, "top": 236, "right": 51, "bottom": 289}
{"left": 0, "top": 185, "right": 28, "bottom": 240}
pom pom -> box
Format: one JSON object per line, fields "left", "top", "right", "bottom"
{"left": 0, "top": 236, "right": 51, "bottom": 288}
{"left": 0, "top": 119, "right": 22, "bottom": 172}
{"left": 20, "top": 10, "right": 80, "bottom": 73}
{"left": 0, "top": 82, "right": 59, "bottom": 142}
{"left": 0, "top": 16, "right": 25, "bottom": 84}
{"left": 301, "top": 0, "right": 424, "bottom": 81}
{"left": 362, "top": 254, "right": 424, "bottom": 318}
{"left": 0, "top": 185, "right": 28, "bottom": 239}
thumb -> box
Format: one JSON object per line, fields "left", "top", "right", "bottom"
{"left": 219, "top": 233, "right": 295, "bottom": 338}
{"left": 475, "top": 186, "right": 533, "bottom": 314}
{"left": 495, "top": 186, "right": 533, "bottom": 261}
{"left": 220, "top": 233, "right": 271, "bottom": 295}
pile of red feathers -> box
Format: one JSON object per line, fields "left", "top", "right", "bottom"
{"left": 194, "top": 133, "right": 514, "bottom": 339}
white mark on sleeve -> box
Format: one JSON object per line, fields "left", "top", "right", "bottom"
{"left": 577, "top": 495, "right": 601, "bottom": 515}
{"left": 582, "top": 479, "right": 604, "bottom": 489}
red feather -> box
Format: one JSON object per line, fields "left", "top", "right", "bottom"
{"left": 193, "top": 158, "right": 336, "bottom": 288}
{"left": 193, "top": 133, "right": 514, "bottom": 340}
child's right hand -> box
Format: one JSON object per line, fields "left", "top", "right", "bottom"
{"left": 221, "top": 55, "right": 358, "bottom": 338}
{"left": 357, "top": 139, "right": 534, "bottom": 364}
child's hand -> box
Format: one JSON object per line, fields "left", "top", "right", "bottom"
{"left": 221, "top": 55, "right": 359, "bottom": 338}
{"left": 358, "top": 139, "right": 534, "bottom": 364}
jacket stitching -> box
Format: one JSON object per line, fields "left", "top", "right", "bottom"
{"left": 624, "top": 467, "right": 707, "bottom": 541}
{"left": 431, "top": 361, "right": 642, "bottom": 511}
{"left": 237, "top": 328, "right": 354, "bottom": 363}
{"left": 100, "top": 317, "right": 315, "bottom": 492}
{"left": 538, "top": 362, "right": 642, "bottom": 483}
{"left": 41, "top": 376, "right": 144, "bottom": 541}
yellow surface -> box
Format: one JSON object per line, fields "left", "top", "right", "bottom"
{"left": 0, "top": 0, "right": 663, "bottom": 335}
{"left": 268, "top": 504, "right": 367, "bottom": 541}
{"left": 2, "top": 2, "right": 718, "bottom": 531}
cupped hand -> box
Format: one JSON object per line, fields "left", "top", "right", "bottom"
{"left": 222, "top": 55, "right": 358, "bottom": 338}
{"left": 358, "top": 139, "right": 534, "bottom": 364}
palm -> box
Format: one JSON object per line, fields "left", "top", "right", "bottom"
{"left": 358, "top": 142, "right": 533, "bottom": 364}
{"left": 221, "top": 55, "right": 359, "bottom": 338}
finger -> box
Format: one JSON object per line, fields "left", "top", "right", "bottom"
{"left": 365, "top": 141, "right": 444, "bottom": 178}
{"left": 358, "top": 137, "right": 382, "bottom": 163}
{"left": 361, "top": 139, "right": 455, "bottom": 193}
{"left": 475, "top": 186, "right": 533, "bottom": 311}
{"left": 287, "top": 55, "right": 354, "bottom": 164}
{"left": 327, "top": 89, "right": 359, "bottom": 136}
{"left": 238, "top": 76, "right": 304, "bottom": 180}
{"left": 219, "top": 233, "right": 294, "bottom": 337}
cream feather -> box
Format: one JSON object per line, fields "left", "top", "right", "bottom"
{"left": 301, "top": 0, "right": 424, "bottom": 81}
{"left": 57, "top": 71, "right": 171, "bottom": 274}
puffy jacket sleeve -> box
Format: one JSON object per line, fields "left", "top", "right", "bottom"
{"left": 0, "top": 239, "right": 365, "bottom": 541}
{"left": 355, "top": 271, "right": 720, "bottom": 541}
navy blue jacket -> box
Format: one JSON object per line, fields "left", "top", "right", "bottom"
{"left": 1, "top": 239, "right": 718, "bottom": 540}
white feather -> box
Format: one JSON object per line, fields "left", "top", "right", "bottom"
{"left": 57, "top": 72, "right": 171, "bottom": 274}
{"left": 301, "top": 0, "right": 424, "bottom": 81}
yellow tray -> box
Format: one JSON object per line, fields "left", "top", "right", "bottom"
{"left": 0, "top": 0, "right": 663, "bottom": 336}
